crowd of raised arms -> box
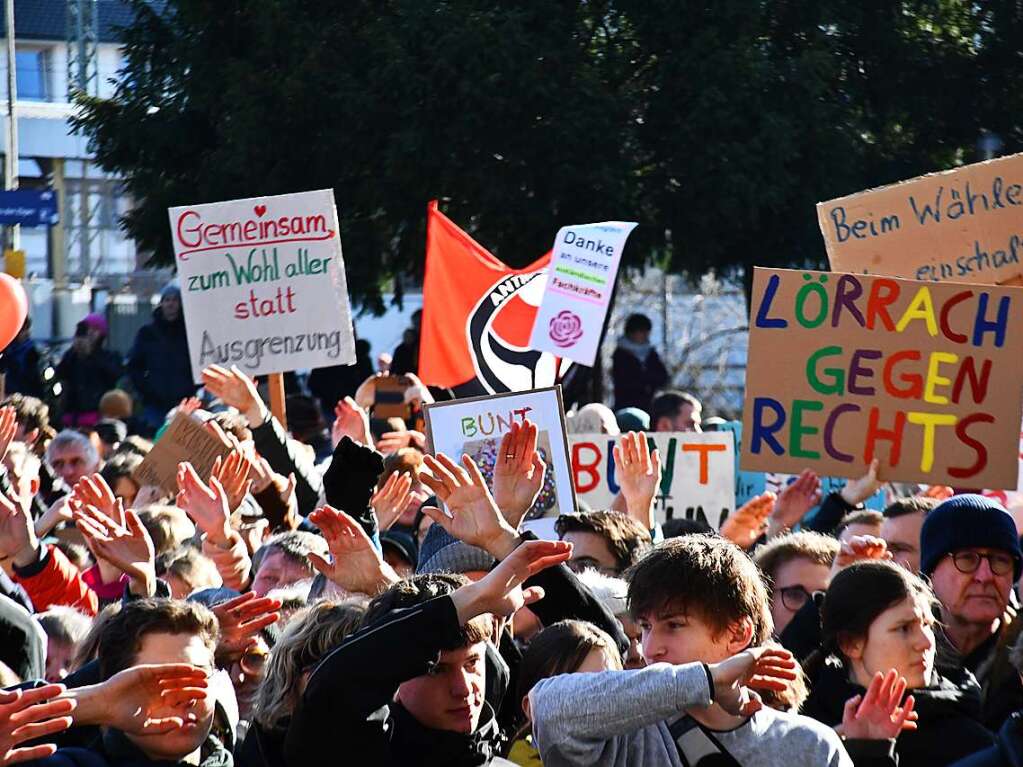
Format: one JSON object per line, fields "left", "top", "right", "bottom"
{"left": 1, "top": 302, "right": 1022, "bottom": 767}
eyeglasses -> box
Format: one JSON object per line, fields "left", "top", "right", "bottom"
{"left": 778, "top": 585, "right": 824, "bottom": 612}
{"left": 949, "top": 551, "right": 1016, "bottom": 576}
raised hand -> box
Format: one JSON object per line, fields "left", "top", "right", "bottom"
{"left": 74, "top": 502, "right": 156, "bottom": 597}
{"left": 0, "top": 685, "right": 75, "bottom": 765}
{"left": 209, "top": 592, "right": 282, "bottom": 662}
{"left": 201, "top": 534, "right": 252, "bottom": 592}
{"left": 247, "top": 458, "right": 298, "bottom": 533}
{"left": 708, "top": 646, "right": 799, "bottom": 717}
{"left": 210, "top": 451, "right": 253, "bottom": 514}
{"left": 177, "top": 397, "right": 203, "bottom": 417}
{"left": 308, "top": 505, "right": 399, "bottom": 595}
{"left": 612, "top": 432, "right": 662, "bottom": 530}
{"left": 0, "top": 407, "right": 16, "bottom": 465}
{"left": 420, "top": 453, "right": 518, "bottom": 559}
{"left": 768, "top": 470, "right": 821, "bottom": 536}
{"left": 371, "top": 472, "right": 414, "bottom": 532}
{"left": 375, "top": 429, "right": 426, "bottom": 454}
{"left": 451, "top": 539, "right": 573, "bottom": 623}
{"left": 492, "top": 420, "right": 547, "bottom": 529}
{"left": 176, "top": 462, "right": 232, "bottom": 547}
{"left": 0, "top": 490, "right": 39, "bottom": 568}
{"left": 201, "top": 365, "right": 265, "bottom": 426}
{"left": 33, "top": 495, "right": 75, "bottom": 539}
{"left": 719, "top": 492, "right": 776, "bottom": 549}
{"left": 839, "top": 669, "right": 917, "bottom": 740}
{"left": 841, "top": 459, "right": 883, "bottom": 507}
{"left": 70, "top": 664, "right": 210, "bottom": 735}
{"left": 833, "top": 534, "right": 890, "bottom": 574}
{"left": 72, "top": 474, "right": 124, "bottom": 529}
{"left": 332, "top": 396, "right": 371, "bottom": 448}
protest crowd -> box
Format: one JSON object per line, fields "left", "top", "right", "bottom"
{"left": 2, "top": 159, "right": 1023, "bottom": 767}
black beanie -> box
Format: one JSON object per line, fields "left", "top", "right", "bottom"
{"left": 920, "top": 494, "right": 1022, "bottom": 579}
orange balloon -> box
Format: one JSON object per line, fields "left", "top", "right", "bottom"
{"left": 0, "top": 273, "right": 28, "bottom": 350}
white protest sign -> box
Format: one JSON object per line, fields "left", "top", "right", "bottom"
{"left": 423, "top": 386, "right": 576, "bottom": 519}
{"left": 169, "top": 190, "right": 356, "bottom": 382}
{"left": 529, "top": 221, "right": 637, "bottom": 366}
{"left": 569, "top": 432, "right": 735, "bottom": 529}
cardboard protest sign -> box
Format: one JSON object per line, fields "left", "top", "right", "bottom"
{"left": 133, "top": 413, "right": 232, "bottom": 494}
{"left": 720, "top": 421, "right": 885, "bottom": 513}
{"left": 741, "top": 267, "right": 1023, "bottom": 488}
{"left": 529, "top": 221, "right": 637, "bottom": 366}
{"left": 570, "top": 432, "right": 735, "bottom": 529}
{"left": 818, "top": 153, "right": 1023, "bottom": 285}
{"left": 423, "top": 386, "right": 575, "bottom": 518}
{"left": 169, "top": 190, "right": 356, "bottom": 382}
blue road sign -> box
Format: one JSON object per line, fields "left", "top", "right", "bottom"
{"left": 0, "top": 189, "right": 58, "bottom": 227}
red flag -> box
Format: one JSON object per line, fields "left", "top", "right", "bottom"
{"left": 419, "top": 201, "right": 564, "bottom": 393}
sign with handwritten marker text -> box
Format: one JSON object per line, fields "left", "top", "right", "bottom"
{"left": 818, "top": 153, "right": 1023, "bottom": 286}
{"left": 529, "top": 221, "right": 637, "bottom": 366}
{"left": 169, "top": 190, "right": 356, "bottom": 382}
{"left": 569, "top": 432, "right": 735, "bottom": 529}
{"left": 741, "top": 268, "right": 1023, "bottom": 488}
{"left": 423, "top": 386, "right": 576, "bottom": 518}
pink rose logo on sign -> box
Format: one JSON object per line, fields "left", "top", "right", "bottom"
{"left": 548, "top": 311, "right": 583, "bottom": 348}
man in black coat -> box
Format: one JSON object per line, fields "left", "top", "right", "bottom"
{"left": 611, "top": 313, "right": 668, "bottom": 413}
{"left": 128, "top": 284, "right": 196, "bottom": 434}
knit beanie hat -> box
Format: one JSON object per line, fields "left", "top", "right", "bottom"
{"left": 920, "top": 494, "right": 1022, "bottom": 579}
{"left": 416, "top": 523, "right": 496, "bottom": 576}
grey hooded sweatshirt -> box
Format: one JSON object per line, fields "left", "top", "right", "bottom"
{"left": 530, "top": 662, "right": 852, "bottom": 767}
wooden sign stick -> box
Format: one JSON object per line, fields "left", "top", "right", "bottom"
{"left": 268, "top": 372, "right": 287, "bottom": 430}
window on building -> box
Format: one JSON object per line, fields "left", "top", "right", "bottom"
{"left": 16, "top": 49, "right": 51, "bottom": 101}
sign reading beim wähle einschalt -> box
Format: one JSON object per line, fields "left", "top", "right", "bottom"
{"left": 169, "top": 190, "right": 356, "bottom": 382}
{"left": 741, "top": 267, "right": 1023, "bottom": 489}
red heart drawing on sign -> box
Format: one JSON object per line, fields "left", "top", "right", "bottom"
{"left": 254, "top": 205, "right": 267, "bottom": 217}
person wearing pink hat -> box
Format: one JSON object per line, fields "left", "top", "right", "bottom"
{"left": 54, "top": 312, "right": 123, "bottom": 428}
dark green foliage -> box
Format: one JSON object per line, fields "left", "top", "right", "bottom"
{"left": 73, "top": 1, "right": 1003, "bottom": 310}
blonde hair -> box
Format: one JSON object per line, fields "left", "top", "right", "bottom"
{"left": 253, "top": 600, "right": 366, "bottom": 730}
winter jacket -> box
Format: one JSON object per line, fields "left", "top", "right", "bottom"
{"left": 937, "top": 614, "right": 1023, "bottom": 731}
{"left": 0, "top": 337, "right": 44, "bottom": 396}
{"left": 55, "top": 346, "right": 122, "bottom": 419}
{"left": 285, "top": 595, "right": 505, "bottom": 766}
{"left": 235, "top": 720, "right": 287, "bottom": 767}
{"left": 20, "top": 727, "right": 232, "bottom": 767}
{"left": 0, "top": 592, "right": 45, "bottom": 680}
{"left": 250, "top": 415, "right": 323, "bottom": 519}
{"left": 803, "top": 660, "right": 994, "bottom": 767}
{"left": 952, "top": 711, "right": 1023, "bottom": 766}
{"left": 127, "top": 308, "right": 195, "bottom": 414}
{"left": 611, "top": 340, "right": 668, "bottom": 413}
{"left": 13, "top": 544, "right": 98, "bottom": 616}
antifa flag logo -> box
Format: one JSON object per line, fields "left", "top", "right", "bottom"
{"left": 467, "top": 270, "right": 570, "bottom": 394}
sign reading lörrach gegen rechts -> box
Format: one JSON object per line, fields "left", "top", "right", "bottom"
{"left": 741, "top": 268, "right": 1023, "bottom": 489}
{"left": 818, "top": 153, "right": 1023, "bottom": 285}
{"left": 169, "top": 190, "right": 356, "bottom": 382}
{"left": 529, "top": 221, "right": 637, "bottom": 366}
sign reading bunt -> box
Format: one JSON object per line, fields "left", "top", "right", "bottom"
{"left": 741, "top": 267, "right": 1023, "bottom": 488}
{"left": 169, "top": 190, "right": 356, "bottom": 382}
{"left": 818, "top": 153, "right": 1023, "bottom": 285}
{"left": 133, "top": 412, "right": 232, "bottom": 494}
{"left": 529, "top": 221, "right": 637, "bottom": 366}
{"left": 423, "top": 386, "right": 576, "bottom": 519}
{"left": 569, "top": 432, "right": 735, "bottom": 529}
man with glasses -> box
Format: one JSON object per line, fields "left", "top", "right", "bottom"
{"left": 554, "top": 510, "right": 652, "bottom": 576}
{"left": 921, "top": 494, "right": 1023, "bottom": 729}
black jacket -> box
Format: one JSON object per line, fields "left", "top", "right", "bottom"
{"left": 611, "top": 343, "right": 668, "bottom": 413}
{"left": 55, "top": 346, "right": 122, "bottom": 417}
{"left": 0, "top": 592, "right": 45, "bottom": 680}
{"left": 804, "top": 661, "right": 994, "bottom": 767}
{"left": 127, "top": 308, "right": 195, "bottom": 413}
{"left": 953, "top": 711, "right": 1023, "bottom": 766}
{"left": 20, "top": 728, "right": 231, "bottom": 767}
{"left": 284, "top": 596, "right": 503, "bottom": 766}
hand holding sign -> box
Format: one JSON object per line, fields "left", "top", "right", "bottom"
{"left": 839, "top": 459, "right": 883, "bottom": 507}
{"left": 421, "top": 453, "right": 520, "bottom": 561}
